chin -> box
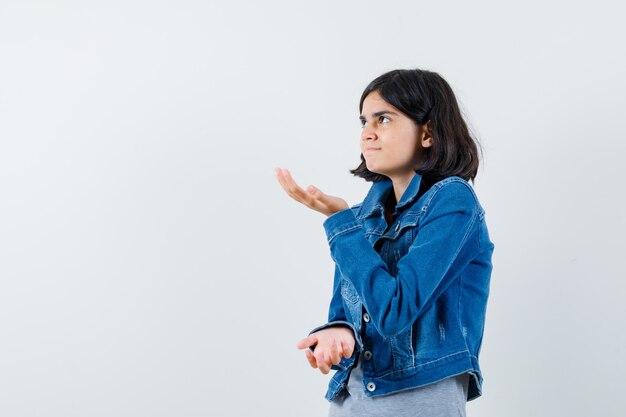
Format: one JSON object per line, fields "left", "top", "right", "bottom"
{"left": 365, "top": 163, "right": 379, "bottom": 174}
{"left": 365, "top": 160, "right": 379, "bottom": 170}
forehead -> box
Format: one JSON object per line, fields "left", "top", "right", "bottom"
{"left": 360, "top": 90, "right": 403, "bottom": 117}
{"left": 362, "top": 90, "right": 387, "bottom": 106}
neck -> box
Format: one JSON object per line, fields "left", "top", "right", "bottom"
{"left": 388, "top": 171, "right": 417, "bottom": 205}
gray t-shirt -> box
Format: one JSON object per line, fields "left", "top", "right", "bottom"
{"left": 328, "top": 353, "right": 470, "bottom": 417}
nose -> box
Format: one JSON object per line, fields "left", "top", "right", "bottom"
{"left": 361, "top": 124, "right": 377, "bottom": 142}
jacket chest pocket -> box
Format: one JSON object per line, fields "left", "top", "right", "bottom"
{"left": 382, "top": 212, "right": 421, "bottom": 261}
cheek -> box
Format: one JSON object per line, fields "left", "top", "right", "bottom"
{"left": 397, "top": 141, "right": 420, "bottom": 158}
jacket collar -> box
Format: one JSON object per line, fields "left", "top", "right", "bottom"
{"left": 358, "top": 171, "right": 424, "bottom": 219}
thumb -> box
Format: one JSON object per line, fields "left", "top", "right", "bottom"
{"left": 307, "top": 185, "right": 322, "bottom": 197}
{"left": 296, "top": 334, "right": 318, "bottom": 350}
{"left": 308, "top": 186, "right": 333, "bottom": 208}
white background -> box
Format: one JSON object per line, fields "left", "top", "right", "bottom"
{"left": 1, "top": 1, "right": 625, "bottom": 416}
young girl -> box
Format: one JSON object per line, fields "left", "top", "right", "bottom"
{"left": 275, "top": 68, "right": 495, "bottom": 417}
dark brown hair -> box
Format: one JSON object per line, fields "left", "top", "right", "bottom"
{"left": 350, "top": 69, "right": 483, "bottom": 185}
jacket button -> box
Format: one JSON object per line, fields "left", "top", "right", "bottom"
{"left": 363, "top": 350, "right": 372, "bottom": 360}
{"left": 363, "top": 313, "right": 370, "bottom": 323}
{"left": 394, "top": 223, "right": 400, "bottom": 231}
{"left": 367, "top": 382, "right": 376, "bottom": 392}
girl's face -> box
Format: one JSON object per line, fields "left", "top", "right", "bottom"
{"left": 359, "top": 90, "right": 432, "bottom": 179}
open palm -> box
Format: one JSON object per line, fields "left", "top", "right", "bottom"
{"left": 274, "top": 167, "right": 348, "bottom": 217}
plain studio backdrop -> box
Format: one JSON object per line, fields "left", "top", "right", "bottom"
{"left": 1, "top": 1, "right": 624, "bottom": 416}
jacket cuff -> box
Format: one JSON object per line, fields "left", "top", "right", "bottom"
{"left": 322, "top": 207, "right": 362, "bottom": 244}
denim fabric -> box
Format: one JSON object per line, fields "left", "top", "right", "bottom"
{"left": 308, "top": 172, "right": 495, "bottom": 402}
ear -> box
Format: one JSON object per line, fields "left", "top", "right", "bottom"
{"left": 421, "top": 120, "right": 433, "bottom": 148}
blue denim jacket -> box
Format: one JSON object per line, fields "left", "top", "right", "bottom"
{"left": 308, "top": 172, "right": 495, "bottom": 402}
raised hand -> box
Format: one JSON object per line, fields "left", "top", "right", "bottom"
{"left": 274, "top": 167, "right": 349, "bottom": 217}
{"left": 296, "top": 326, "right": 356, "bottom": 374}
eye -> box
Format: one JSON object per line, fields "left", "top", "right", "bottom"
{"left": 360, "top": 116, "right": 390, "bottom": 128}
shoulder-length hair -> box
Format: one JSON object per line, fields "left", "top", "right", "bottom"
{"left": 350, "top": 69, "right": 483, "bottom": 185}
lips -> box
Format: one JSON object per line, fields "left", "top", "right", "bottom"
{"left": 364, "top": 147, "right": 381, "bottom": 152}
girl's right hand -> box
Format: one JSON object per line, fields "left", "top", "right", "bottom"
{"left": 296, "top": 326, "right": 356, "bottom": 374}
{"left": 274, "top": 167, "right": 349, "bottom": 217}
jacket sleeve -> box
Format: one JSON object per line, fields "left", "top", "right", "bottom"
{"left": 322, "top": 181, "right": 480, "bottom": 338}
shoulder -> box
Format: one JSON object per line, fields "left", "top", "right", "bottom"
{"left": 423, "top": 176, "right": 483, "bottom": 217}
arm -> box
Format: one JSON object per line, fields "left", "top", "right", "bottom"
{"left": 322, "top": 181, "right": 480, "bottom": 338}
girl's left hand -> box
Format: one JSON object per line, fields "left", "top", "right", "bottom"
{"left": 296, "top": 326, "right": 356, "bottom": 375}
{"left": 274, "top": 167, "right": 349, "bottom": 217}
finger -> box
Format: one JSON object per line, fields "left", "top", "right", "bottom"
{"left": 276, "top": 170, "right": 333, "bottom": 216}
{"left": 274, "top": 168, "right": 295, "bottom": 196}
{"left": 313, "top": 347, "right": 325, "bottom": 364}
{"left": 328, "top": 341, "right": 341, "bottom": 365}
{"left": 304, "top": 183, "right": 330, "bottom": 205}
{"left": 276, "top": 168, "right": 307, "bottom": 198}
{"left": 318, "top": 355, "right": 331, "bottom": 374}
{"left": 305, "top": 349, "right": 318, "bottom": 369}
{"left": 341, "top": 339, "right": 354, "bottom": 358}
{"left": 323, "top": 350, "right": 334, "bottom": 369}
{"left": 306, "top": 187, "right": 334, "bottom": 211}
{"left": 276, "top": 168, "right": 315, "bottom": 198}
{"left": 296, "top": 335, "right": 318, "bottom": 350}
{"left": 277, "top": 169, "right": 326, "bottom": 209}
{"left": 275, "top": 168, "right": 298, "bottom": 196}
{"left": 333, "top": 342, "right": 343, "bottom": 365}
{"left": 306, "top": 184, "right": 321, "bottom": 197}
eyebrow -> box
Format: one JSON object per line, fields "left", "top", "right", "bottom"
{"left": 359, "top": 110, "right": 400, "bottom": 121}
